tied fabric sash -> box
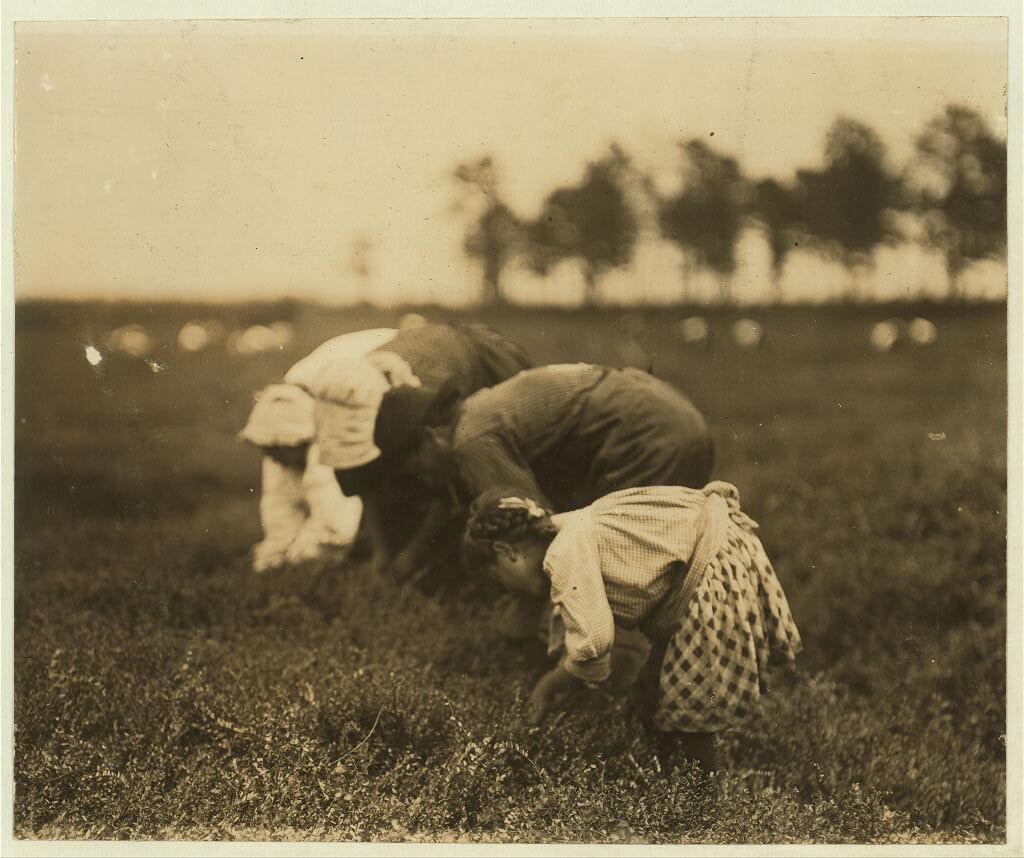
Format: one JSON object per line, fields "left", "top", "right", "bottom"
{"left": 645, "top": 481, "right": 758, "bottom": 638}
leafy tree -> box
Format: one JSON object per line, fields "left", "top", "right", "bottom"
{"left": 802, "top": 117, "right": 898, "bottom": 255}
{"left": 453, "top": 156, "right": 522, "bottom": 306}
{"left": 658, "top": 139, "right": 752, "bottom": 304}
{"left": 793, "top": 118, "right": 900, "bottom": 297}
{"left": 527, "top": 146, "right": 639, "bottom": 306}
{"left": 907, "top": 104, "right": 1007, "bottom": 297}
{"left": 752, "top": 177, "right": 802, "bottom": 301}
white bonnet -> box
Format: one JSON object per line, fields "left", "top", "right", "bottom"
{"left": 238, "top": 384, "right": 317, "bottom": 447}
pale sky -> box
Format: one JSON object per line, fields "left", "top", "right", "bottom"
{"left": 12, "top": 17, "right": 1009, "bottom": 304}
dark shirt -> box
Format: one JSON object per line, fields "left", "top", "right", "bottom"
{"left": 453, "top": 364, "right": 714, "bottom": 512}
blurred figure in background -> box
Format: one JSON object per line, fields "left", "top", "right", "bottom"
{"left": 239, "top": 327, "right": 399, "bottom": 572}
{"left": 310, "top": 321, "right": 533, "bottom": 580}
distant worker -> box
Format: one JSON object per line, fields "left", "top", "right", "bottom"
{"left": 239, "top": 327, "right": 399, "bottom": 572}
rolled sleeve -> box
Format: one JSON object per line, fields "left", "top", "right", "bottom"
{"left": 560, "top": 650, "right": 612, "bottom": 683}
{"left": 546, "top": 521, "right": 615, "bottom": 684}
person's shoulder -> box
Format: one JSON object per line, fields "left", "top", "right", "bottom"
{"left": 541, "top": 362, "right": 601, "bottom": 375}
{"left": 545, "top": 510, "right": 593, "bottom": 557}
{"left": 453, "top": 385, "right": 490, "bottom": 430}
{"left": 511, "top": 363, "right": 602, "bottom": 390}
{"left": 543, "top": 510, "right": 606, "bottom": 589}
{"left": 590, "top": 485, "right": 698, "bottom": 513}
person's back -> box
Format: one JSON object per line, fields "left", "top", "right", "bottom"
{"left": 453, "top": 364, "right": 714, "bottom": 512}
{"left": 567, "top": 366, "right": 713, "bottom": 508}
{"left": 453, "top": 364, "right": 607, "bottom": 499}
{"left": 544, "top": 485, "right": 717, "bottom": 633}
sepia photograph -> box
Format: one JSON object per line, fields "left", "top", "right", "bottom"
{"left": 2, "top": 4, "right": 1019, "bottom": 853}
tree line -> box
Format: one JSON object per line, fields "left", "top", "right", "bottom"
{"left": 451, "top": 104, "right": 1006, "bottom": 305}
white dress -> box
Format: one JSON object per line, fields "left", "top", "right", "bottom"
{"left": 250, "top": 328, "right": 398, "bottom": 572}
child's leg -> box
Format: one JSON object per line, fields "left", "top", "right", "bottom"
{"left": 359, "top": 491, "right": 394, "bottom": 577}
{"left": 608, "top": 625, "right": 652, "bottom": 693}
{"left": 633, "top": 638, "right": 668, "bottom": 731}
{"left": 678, "top": 731, "right": 717, "bottom": 773}
{"left": 652, "top": 730, "right": 718, "bottom": 775}
{"left": 294, "top": 445, "right": 364, "bottom": 555}
{"left": 254, "top": 455, "right": 306, "bottom": 572}
{"left": 641, "top": 627, "right": 720, "bottom": 774}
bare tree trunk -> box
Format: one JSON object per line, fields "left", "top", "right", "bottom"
{"left": 482, "top": 259, "right": 505, "bottom": 307}
{"left": 772, "top": 262, "right": 785, "bottom": 305}
{"left": 847, "top": 259, "right": 873, "bottom": 302}
{"left": 771, "top": 240, "right": 787, "bottom": 305}
{"left": 946, "top": 255, "right": 965, "bottom": 302}
{"left": 583, "top": 267, "right": 599, "bottom": 307}
{"left": 680, "top": 253, "right": 692, "bottom": 307}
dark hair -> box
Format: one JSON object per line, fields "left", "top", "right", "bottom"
{"left": 374, "top": 380, "right": 463, "bottom": 459}
{"left": 462, "top": 487, "right": 556, "bottom": 573}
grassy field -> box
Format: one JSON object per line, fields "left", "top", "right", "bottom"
{"left": 12, "top": 299, "right": 1008, "bottom": 844}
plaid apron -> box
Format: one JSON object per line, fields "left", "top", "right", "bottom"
{"left": 649, "top": 520, "right": 802, "bottom": 733}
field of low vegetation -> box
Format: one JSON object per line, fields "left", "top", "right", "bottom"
{"left": 12, "top": 299, "right": 1007, "bottom": 843}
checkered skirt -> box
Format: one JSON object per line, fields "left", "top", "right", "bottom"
{"left": 651, "top": 523, "right": 802, "bottom": 733}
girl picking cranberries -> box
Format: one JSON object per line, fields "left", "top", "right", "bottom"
{"left": 462, "top": 482, "right": 802, "bottom": 772}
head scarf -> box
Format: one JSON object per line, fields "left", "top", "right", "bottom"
{"left": 238, "top": 384, "right": 317, "bottom": 448}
